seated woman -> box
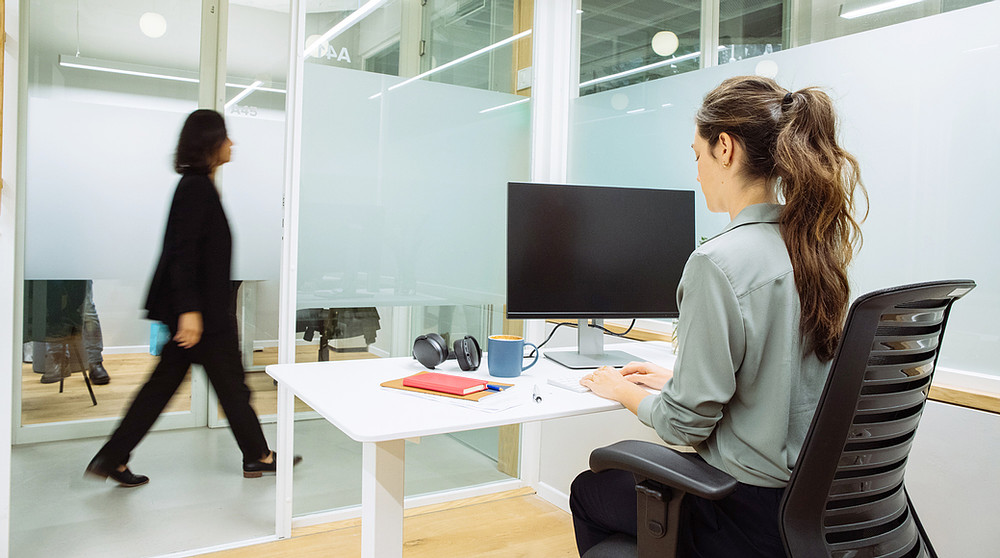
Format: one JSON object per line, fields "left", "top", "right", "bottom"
{"left": 571, "top": 75, "right": 867, "bottom": 557}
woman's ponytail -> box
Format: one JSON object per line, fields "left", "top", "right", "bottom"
{"left": 774, "top": 88, "right": 865, "bottom": 360}
{"left": 696, "top": 77, "right": 867, "bottom": 361}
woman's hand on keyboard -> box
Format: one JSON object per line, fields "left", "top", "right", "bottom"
{"left": 619, "top": 361, "right": 674, "bottom": 390}
{"left": 581, "top": 366, "right": 655, "bottom": 415}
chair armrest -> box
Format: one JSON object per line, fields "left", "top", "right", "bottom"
{"left": 590, "top": 440, "right": 738, "bottom": 500}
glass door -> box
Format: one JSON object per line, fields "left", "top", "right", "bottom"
{"left": 17, "top": 0, "right": 209, "bottom": 442}
{"left": 291, "top": 0, "right": 530, "bottom": 516}
{"left": 207, "top": 0, "right": 289, "bottom": 427}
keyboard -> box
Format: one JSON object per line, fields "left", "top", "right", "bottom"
{"left": 547, "top": 373, "right": 591, "bottom": 393}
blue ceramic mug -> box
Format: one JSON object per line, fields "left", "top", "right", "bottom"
{"left": 487, "top": 335, "right": 539, "bottom": 378}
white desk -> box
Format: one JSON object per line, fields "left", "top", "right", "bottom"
{"left": 265, "top": 341, "right": 677, "bottom": 557}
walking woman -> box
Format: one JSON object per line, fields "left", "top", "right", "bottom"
{"left": 571, "top": 76, "right": 866, "bottom": 556}
{"left": 86, "top": 109, "right": 286, "bottom": 486}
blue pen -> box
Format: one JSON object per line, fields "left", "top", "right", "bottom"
{"left": 486, "top": 384, "right": 506, "bottom": 391}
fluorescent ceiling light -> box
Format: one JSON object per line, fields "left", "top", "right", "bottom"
{"left": 370, "top": 29, "right": 532, "bottom": 99}
{"left": 58, "top": 55, "right": 286, "bottom": 94}
{"left": 59, "top": 55, "right": 199, "bottom": 84}
{"left": 304, "top": 0, "right": 390, "bottom": 58}
{"left": 580, "top": 51, "right": 696, "bottom": 88}
{"left": 579, "top": 46, "right": 727, "bottom": 89}
{"left": 226, "top": 80, "right": 264, "bottom": 109}
{"left": 839, "top": 0, "right": 923, "bottom": 19}
{"left": 479, "top": 97, "right": 530, "bottom": 114}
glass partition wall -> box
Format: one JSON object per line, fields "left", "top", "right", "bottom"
{"left": 17, "top": 0, "right": 287, "bottom": 438}
{"left": 290, "top": 0, "right": 530, "bottom": 517}
{"left": 570, "top": 0, "right": 999, "bottom": 374}
{"left": 18, "top": 0, "right": 208, "bottom": 441}
{"left": 12, "top": 0, "right": 289, "bottom": 555}
{"left": 211, "top": 0, "right": 288, "bottom": 424}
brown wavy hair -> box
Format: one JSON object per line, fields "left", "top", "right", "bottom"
{"left": 695, "top": 76, "right": 867, "bottom": 361}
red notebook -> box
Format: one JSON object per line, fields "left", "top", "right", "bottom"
{"left": 402, "top": 372, "right": 487, "bottom": 396}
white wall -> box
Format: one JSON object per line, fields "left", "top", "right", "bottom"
{"left": 906, "top": 402, "right": 1000, "bottom": 556}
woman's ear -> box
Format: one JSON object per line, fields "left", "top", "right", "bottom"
{"left": 717, "top": 132, "right": 734, "bottom": 168}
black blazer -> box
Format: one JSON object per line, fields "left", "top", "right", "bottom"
{"left": 145, "top": 173, "right": 235, "bottom": 334}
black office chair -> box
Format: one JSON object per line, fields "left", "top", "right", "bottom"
{"left": 584, "top": 279, "right": 975, "bottom": 558}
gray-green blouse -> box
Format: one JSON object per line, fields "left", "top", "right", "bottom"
{"left": 636, "top": 203, "right": 831, "bottom": 488}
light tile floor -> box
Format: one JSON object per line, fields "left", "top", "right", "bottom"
{"left": 10, "top": 419, "right": 512, "bottom": 558}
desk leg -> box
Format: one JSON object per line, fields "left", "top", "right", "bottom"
{"left": 275, "top": 382, "right": 294, "bottom": 539}
{"left": 361, "top": 439, "right": 405, "bottom": 558}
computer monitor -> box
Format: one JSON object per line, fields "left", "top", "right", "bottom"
{"left": 506, "top": 182, "right": 696, "bottom": 369}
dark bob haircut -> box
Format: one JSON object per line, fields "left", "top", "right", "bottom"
{"left": 174, "top": 109, "right": 228, "bottom": 175}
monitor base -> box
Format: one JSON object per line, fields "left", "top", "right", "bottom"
{"left": 544, "top": 350, "right": 641, "bottom": 370}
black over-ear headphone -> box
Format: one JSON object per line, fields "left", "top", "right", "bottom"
{"left": 412, "top": 333, "right": 482, "bottom": 371}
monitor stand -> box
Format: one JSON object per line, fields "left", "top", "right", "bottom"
{"left": 544, "top": 319, "right": 641, "bottom": 369}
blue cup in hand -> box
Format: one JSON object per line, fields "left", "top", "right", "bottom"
{"left": 487, "top": 335, "right": 539, "bottom": 378}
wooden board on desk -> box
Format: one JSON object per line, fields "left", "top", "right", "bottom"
{"left": 381, "top": 372, "right": 513, "bottom": 402}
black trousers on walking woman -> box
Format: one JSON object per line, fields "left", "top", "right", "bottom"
{"left": 570, "top": 468, "right": 787, "bottom": 558}
{"left": 95, "top": 321, "right": 268, "bottom": 467}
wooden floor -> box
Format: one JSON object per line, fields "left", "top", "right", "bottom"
{"left": 20, "top": 344, "right": 378, "bottom": 424}
{"left": 202, "top": 488, "right": 578, "bottom": 558}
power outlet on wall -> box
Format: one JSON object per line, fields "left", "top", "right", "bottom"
{"left": 517, "top": 66, "right": 532, "bottom": 91}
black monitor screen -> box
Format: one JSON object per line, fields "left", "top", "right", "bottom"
{"left": 506, "top": 182, "right": 695, "bottom": 320}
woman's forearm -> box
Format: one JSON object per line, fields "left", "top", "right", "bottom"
{"left": 613, "top": 382, "right": 651, "bottom": 415}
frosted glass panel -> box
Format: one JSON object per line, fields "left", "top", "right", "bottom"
{"left": 20, "top": 0, "right": 205, "bottom": 429}
{"left": 24, "top": 98, "right": 181, "bottom": 280}
{"left": 298, "top": 64, "right": 529, "bottom": 310}
{"left": 569, "top": 3, "right": 1000, "bottom": 376}
{"left": 23, "top": 100, "right": 283, "bottom": 282}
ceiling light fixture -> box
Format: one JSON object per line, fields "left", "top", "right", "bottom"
{"left": 370, "top": 29, "right": 532, "bottom": 99}
{"left": 579, "top": 46, "right": 728, "bottom": 89}
{"left": 651, "top": 31, "right": 679, "bottom": 57}
{"left": 139, "top": 12, "right": 167, "bottom": 39}
{"left": 839, "top": 0, "right": 923, "bottom": 19}
{"left": 226, "top": 80, "right": 264, "bottom": 109}
{"left": 479, "top": 97, "right": 530, "bottom": 114}
{"left": 58, "top": 55, "right": 286, "bottom": 94}
{"left": 60, "top": 55, "right": 198, "bottom": 83}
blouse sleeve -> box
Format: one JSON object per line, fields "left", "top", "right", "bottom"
{"left": 636, "top": 251, "right": 746, "bottom": 446}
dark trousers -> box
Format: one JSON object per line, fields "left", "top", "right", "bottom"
{"left": 96, "top": 324, "right": 268, "bottom": 467}
{"left": 570, "top": 468, "right": 787, "bottom": 557}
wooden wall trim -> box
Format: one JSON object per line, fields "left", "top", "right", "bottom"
{"left": 929, "top": 385, "right": 1000, "bottom": 415}
{"left": 543, "top": 322, "right": 1000, "bottom": 415}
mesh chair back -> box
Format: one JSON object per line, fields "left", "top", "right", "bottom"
{"left": 780, "top": 280, "right": 975, "bottom": 558}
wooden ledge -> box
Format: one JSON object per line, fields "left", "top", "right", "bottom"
{"left": 929, "top": 385, "right": 1000, "bottom": 415}
{"left": 545, "top": 320, "right": 673, "bottom": 343}
{"left": 545, "top": 321, "right": 1000, "bottom": 415}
